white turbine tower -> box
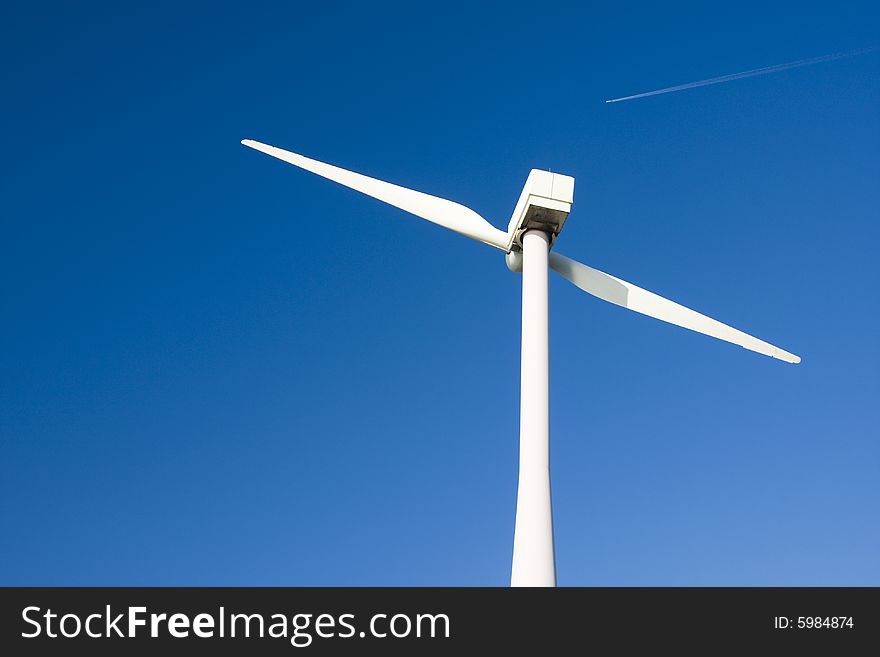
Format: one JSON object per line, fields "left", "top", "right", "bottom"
{"left": 241, "top": 139, "right": 801, "bottom": 587}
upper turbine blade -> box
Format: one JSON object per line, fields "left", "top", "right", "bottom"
{"left": 241, "top": 139, "right": 509, "bottom": 250}
{"left": 549, "top": 252, "right": 801, "bottom": 364}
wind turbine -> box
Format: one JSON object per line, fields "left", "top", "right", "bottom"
{"left": 241, "top": 139, "right": 801, "bottom": 587}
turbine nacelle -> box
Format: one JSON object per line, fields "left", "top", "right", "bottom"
{"left": 505, "top": 169, "right": 575, "bottom": 253}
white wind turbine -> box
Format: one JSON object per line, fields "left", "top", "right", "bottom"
{"left": 241, "top": 139, "right": 801, "bottom": 587}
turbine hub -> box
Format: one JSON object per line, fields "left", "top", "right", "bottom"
{"left": 506, "top": 250, "right": 523, "bottom": 272}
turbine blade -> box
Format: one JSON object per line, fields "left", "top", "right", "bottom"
{"left": 241, "top": 139, "right": 509, "bottom": 250}
{"left": 549, "top": 252, "right": 800, "bottom": 364}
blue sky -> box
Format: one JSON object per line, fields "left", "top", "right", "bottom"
{"left": 1, "top": 1, "right": 877, "bottom": 585}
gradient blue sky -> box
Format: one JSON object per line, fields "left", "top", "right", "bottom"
{"left": 1, "top": 1, "right": 878, "bottom": 585}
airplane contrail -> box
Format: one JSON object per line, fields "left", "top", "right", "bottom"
{"left": 606, "top": 46, "right": 878, "bottom": 104}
